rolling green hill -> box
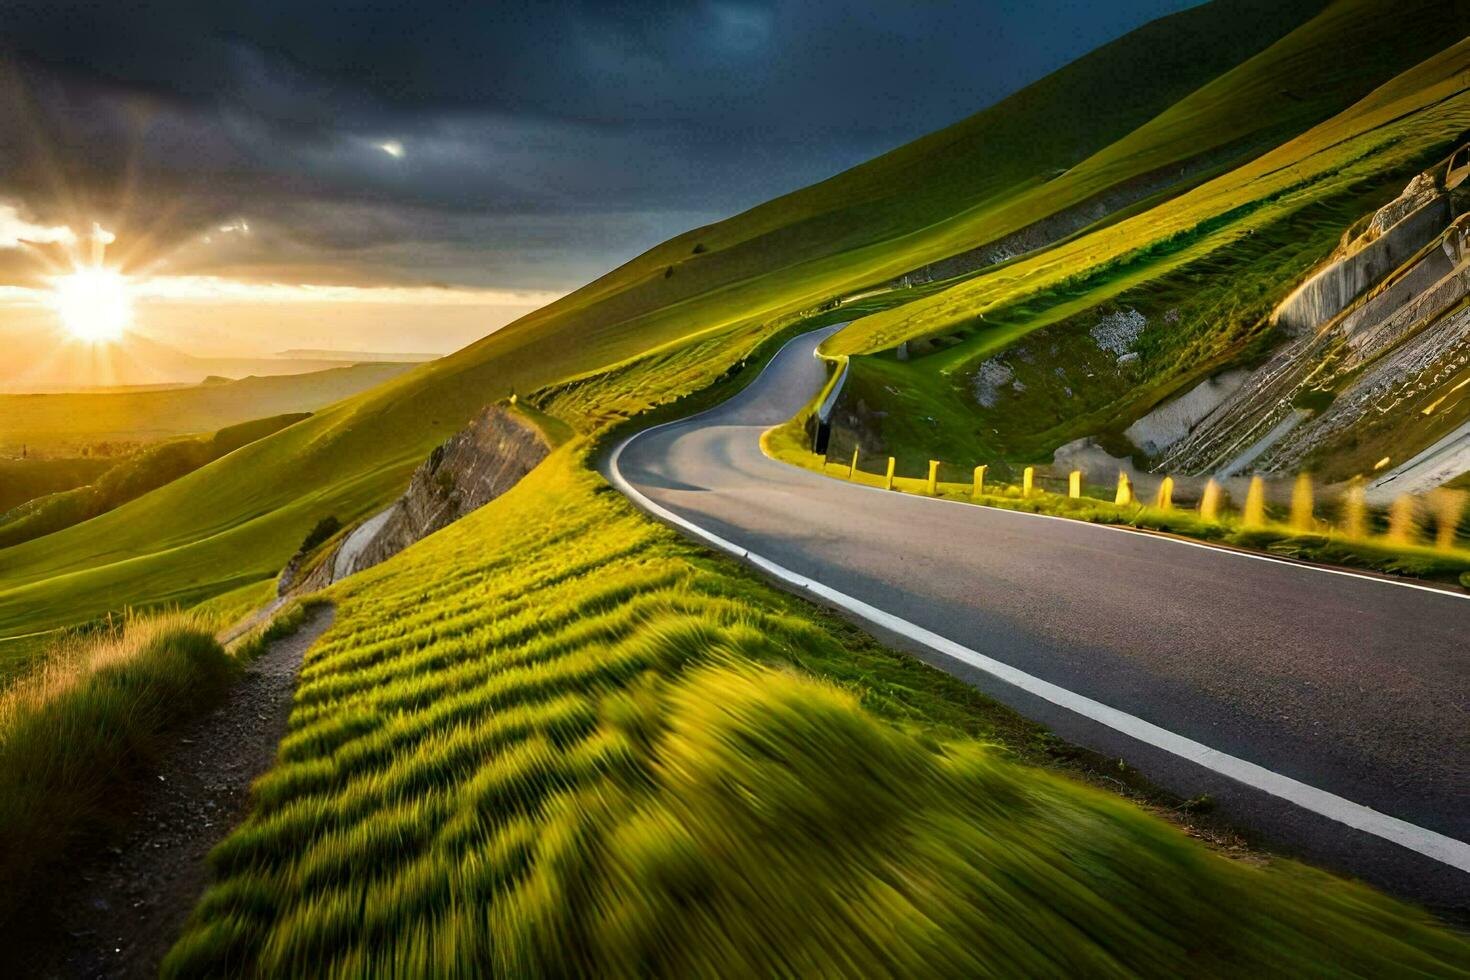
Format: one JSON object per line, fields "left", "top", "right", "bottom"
{"left": 0, "top": 0, "right": 1463, "bottom": 650}
{"left": 0, "top": 457, "right": 112, "bottom": 514}
{"left": 0, "top": 414, "right": 309, "bottom": 553}
{"left": 0, "top": 362, "right": 416, "bottom": 455}
{"left": 822, "top": 37, "right": 1470, "bottom": 473}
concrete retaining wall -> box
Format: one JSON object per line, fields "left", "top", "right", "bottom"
{"left": 1273, "top": 194, "right": 1452, "bottom": 335}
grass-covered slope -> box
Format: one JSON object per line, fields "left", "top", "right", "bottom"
{"left": 0, "top": 0, "right": 1460, "bottom": 645}
{"left": 0, "top": 413, "right": 309, "bottom": 551}
{"left": 831, "top": 37, "right": 1470, "bottom": 358}
{"left": 161, "top": 448, "right": 1470, "bottom": 976}
{"left": 0, "top": 456, "right": 111, "bottom": 513}
{"left": 0, "top": 362, "right": 413, "bottom": 455}
{"left": 820, "top": 38, "right": 1470, "bottom": 471}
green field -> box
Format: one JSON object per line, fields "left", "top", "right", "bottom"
{"left": 162, "top": 449, "right": 1469, "bottom": 975}
{"left": 0, "top": 414, "right": 310, "bottom": 555}
{"left": 0, "top": 362, "right": 415, "bottom": 455}
{"left": 0, "top": 457, "right": 111, "bottom": 513}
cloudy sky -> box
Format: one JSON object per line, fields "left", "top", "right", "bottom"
{"left": 0, "top": 0, "right": 1199, "bottom": 360}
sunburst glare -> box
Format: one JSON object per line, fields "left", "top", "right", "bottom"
{"left": 50, "top": 266, "right": 133, "bottom": 343}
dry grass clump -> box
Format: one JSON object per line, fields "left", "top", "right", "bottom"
{"left": 0, "top": 612, "right": 233, "bottom": 925}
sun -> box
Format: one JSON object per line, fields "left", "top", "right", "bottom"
{"left": 51, "top": 267, "right": 133, "bottom": 342}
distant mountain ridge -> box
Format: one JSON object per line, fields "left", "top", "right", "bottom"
{"left": 274, "top": 349, "right": 439, "bottom": 363}
{"left": 0, "top": 328, "right": 427, "bottom": 393}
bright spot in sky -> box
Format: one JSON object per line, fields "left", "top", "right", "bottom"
{"left": 51, "top": 267, "right": 133, "bottom": 342}
{"left": 377, "top": 140, "right": 405, "bottom": 159}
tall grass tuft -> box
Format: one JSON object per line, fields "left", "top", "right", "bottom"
{"left": 0, "top": 613, "right": 235, "bottom": 925}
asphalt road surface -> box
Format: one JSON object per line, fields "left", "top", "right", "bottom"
{"left": 605, "top": 324, "right": 1470, "bottom": 914}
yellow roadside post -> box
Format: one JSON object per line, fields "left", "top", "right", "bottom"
{"left": 972, "top": 464, "right": 987, "bottom": 499}
{"left": 848, "top": 447, "right": 859, "bottom": 480}
{"left": 1022, "top": 466, "right": 1035, "bottom": 497}
{"left": 884, "top": 457, "right": 896, "bottom": 491}
{"left": 1342, "top": 478, "right": 1367, "bottom": 539}
{"left": 1386, "top": 494, "right": 1417, "bottom": 546}
{"left": 1199, "top": 479, "right": 1221, "bottom": 522}
{"left": 1068, "top": 470, "right": 1082, "bottom": 499}
{"left": 1243, "top": 476, "right": 1266, "bottom": 528}
{"left": 926, "top": 460, "right": 940, "bottom": 496}
{"left": 1430, "top": 488, "right": 1467, "bottom": 551}
{"left": 1114, "top": 472, "right": 1132, "bottom": 506}
{"left": 1290, "top": 473, "right": 1314, "bottom": 532}
{"left": 1155, "top": 476, "right": 1174, "bottom": 511}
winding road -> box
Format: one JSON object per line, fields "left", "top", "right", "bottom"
{"left": 605, "top": 324, "right": 1470, "bottom": 912}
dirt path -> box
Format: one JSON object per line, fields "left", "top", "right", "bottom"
{"left": 11, "top": 604, "right": 334, "bottom": 979}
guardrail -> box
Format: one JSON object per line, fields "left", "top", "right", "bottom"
{"left": 809, "top": 351, "right": 850, "bottom": 454}
{"left": 821, "top": 450, "right": 1470, "bottom": 554}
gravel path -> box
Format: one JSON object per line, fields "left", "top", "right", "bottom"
{"left": 11, "top": 604, "right": 334, "bottom": 979}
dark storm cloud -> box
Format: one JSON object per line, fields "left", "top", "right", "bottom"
{"left": 0, "top": 1, "right": 1201, "bottom": 290}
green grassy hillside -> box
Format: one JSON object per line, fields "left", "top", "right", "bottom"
{"left": 0, "top": 414, "right": 309, "bottom": 553}
{"left": 821, "top": 38, "right": 1470, "bottom": 472}
{"left": 0, "top": 457, "right": 111, "bottom": 514}
{"left": 0, "top": 362, "right": 415, "bottom": 455}
{"left": 2, "top": 0, "right": 1457, "bottom": 649}
{"left": 162, "top": 448, "right": 1470, "bottom": 976}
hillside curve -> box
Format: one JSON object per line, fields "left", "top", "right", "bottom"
{"left": 604, "top": 325, "right": 1470, "bottom": 913}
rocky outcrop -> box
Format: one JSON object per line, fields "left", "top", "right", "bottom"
{"left": 1271, "top": 177, "right": 1453, "bottom": 335}
{"left": 1156, "top": 166, "right": 1470, "bottom": 484}
{"left": 286, "top": 405, "right": 552, "bottom": 593}
{"left": 1123, "top": 369, "right": 1249, "bottom": 456}
{"left": 1447, "top": 144, "right": 1470, "bottom": 191}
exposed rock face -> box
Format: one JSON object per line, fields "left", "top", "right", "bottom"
{"left": 287, "top": 405, "right": 551, "bottom": 593}
{"left": 1157, "top": 170, "right": 1470, "bottom": 483}
{"left": 1272, "top": 178, "right": 1453, "bottom": 335}
{"left": 1123, "top": 369, "right": 1249, "bottom": 456}
{"left": 347, "top": 405, "right": 551, "bottom": 576}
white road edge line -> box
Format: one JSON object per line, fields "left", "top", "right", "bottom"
{"left": 605, "top": 371, "right": 1470, "bottom": 876}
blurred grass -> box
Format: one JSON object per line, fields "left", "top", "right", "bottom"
{"left": 161, "top": 448, "right": 1470, "bottom": 976}
{"left": 0, "top": 613, "right": 235, "bottom": 925}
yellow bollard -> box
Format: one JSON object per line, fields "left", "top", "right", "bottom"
{"left": 848, "top": 447, "right": 859, "bottom": 480}
{"left": 1429, "top": 488, "right": 1466, "bottom": 551}
{"left": 1023, "top": 466, "right": 1035, "bottom": 498}
{"left": 1243, "top": 476, "right": 1266, "bottom": 528}
{"left": 884, "top": 457, "right": 896, "bottom": 491}
{"left": 1114, "top": 472, "right": 1132, "bottom": 506}
{"left": 1155, "top": 476, "right": 1174, "bottom": 511}
{"left": 926, "top": 460, "right": 940, "bottom": 496}
{"left": 1386, "top": 494, "right": 1417, "bottom": 546}
{"left": 1290, "top": 472, "right": 1314, "bottom": 533}
{"left": 1068, "top": 470, "right": 1082, "bottom": 499}
{"left": 1199, "top": 479, "right": 1221, "bottom": 522}
{"left": 1342, "top": 479, "right": 1367, "bottom": 539}
{"left": 973, "top": 464, "right": 987, "bottom": 499}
